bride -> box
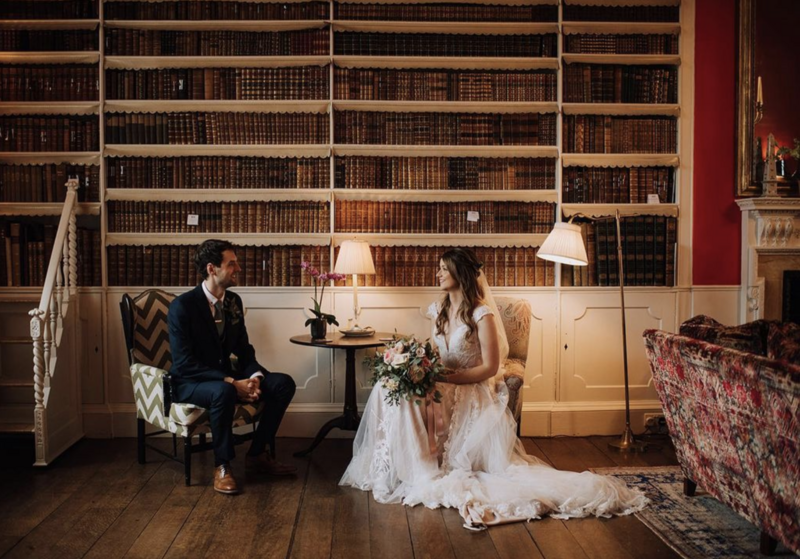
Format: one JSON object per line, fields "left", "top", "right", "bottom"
{"left": 340, "top": 247, "right": 648, "bottom": 529}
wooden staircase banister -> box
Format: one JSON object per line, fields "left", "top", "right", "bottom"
{"left": 27, "top": 177, "right": 83, "bottom": 466}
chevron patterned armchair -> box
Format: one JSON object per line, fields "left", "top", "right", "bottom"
{"left": 120, "top": 289, "right": 265, "bottom": 485}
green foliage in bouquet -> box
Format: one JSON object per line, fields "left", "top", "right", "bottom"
{"left": 365, "top": 334, "right": 446, "bottom": 406}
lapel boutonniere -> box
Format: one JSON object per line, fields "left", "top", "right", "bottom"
{"left": 223, "top": 296, "right": 244, "bottom": 326}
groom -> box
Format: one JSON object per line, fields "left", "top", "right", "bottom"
{"left": 168, "top": 239, "right": 297, "bottom": 494}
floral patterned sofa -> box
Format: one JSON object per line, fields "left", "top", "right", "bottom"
{"left": 643, "top": 316, "right": 800, "bottom": 555}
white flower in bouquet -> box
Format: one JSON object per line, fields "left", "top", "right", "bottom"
{"left": 383, "top": 378, "right": 400, "bottom": 391}
{"left": 391, "top": 352, "right": 409, "bottom": 367}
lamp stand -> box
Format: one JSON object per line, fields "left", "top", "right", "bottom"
{"left": 350, "top": 273, "right": 363, "bottom": 329}
{"left": 608, "top": 210, "right": 647, "bottom": 453}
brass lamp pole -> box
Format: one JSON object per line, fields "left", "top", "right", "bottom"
{"left": 607, "top": 210, "right": 646, "bottom": 453}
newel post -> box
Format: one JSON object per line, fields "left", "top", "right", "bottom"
{"left": 29, "top": 309, "right": 47, "bottom": 464}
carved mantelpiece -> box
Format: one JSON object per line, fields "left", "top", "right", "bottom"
{"left": 737, "top": 197, "right": 800, "bottom": 321}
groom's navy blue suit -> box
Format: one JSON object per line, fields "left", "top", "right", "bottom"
{"left": 168, "top": 284, "right": 295, "bottom": 465}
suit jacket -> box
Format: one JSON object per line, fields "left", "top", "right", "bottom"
{"left": 168, "top": 284, "right": 266, "bottom": 401}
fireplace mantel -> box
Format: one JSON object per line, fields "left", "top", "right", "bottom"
{"left": 737, "top": 197, "right": 800, "bottom": 321}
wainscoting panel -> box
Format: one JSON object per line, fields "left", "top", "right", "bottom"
{"left": 558, "top": 290, "right": 676, "bottom": 404}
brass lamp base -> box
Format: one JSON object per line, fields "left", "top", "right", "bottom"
{"left": 608, "top": 426, "right": 647, "bottom": 453}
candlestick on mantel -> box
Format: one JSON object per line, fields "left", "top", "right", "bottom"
{"left": 757, "top": 76, "right": 763, "bottom": 105}
{"left": 762, "top": 133, "right": 779, "bottom": 197}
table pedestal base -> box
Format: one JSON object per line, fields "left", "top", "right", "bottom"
{"left": 293, "top": 408, "right": 360, "bottom": 458}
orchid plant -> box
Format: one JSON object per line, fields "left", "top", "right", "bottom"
{"left": 302, "top": 261, "right": 346, "bottom": 327}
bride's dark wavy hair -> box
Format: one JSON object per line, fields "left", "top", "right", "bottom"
{"left": 436, "top": 248, "right": 485, "bottom": 340}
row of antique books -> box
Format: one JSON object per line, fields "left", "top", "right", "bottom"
{"left": 0, "top": 116, "right": 99, "bottom": 152}
{"left": 0, "top": 65, "right": 99, "bottom": 102}
{"left": 0, "top": 164, "right": 100, "bottom": 203}
{"left": 104, "top": 112, "right": 329, "bottom": 145}
{"left": 561, "top": 166, "right": 675, "bottom": 204}
{"left": 0, "top": 0, "right": 97, "bottom": 19}
{"left": 0, "top": 1, "right": 676, "bottom": 23}
{"left": 0, "top": 30, "right": 97, "bottom": 52}
{"left": 334, "top": 112, "right": 557, "bottom": 146}
{"left": 562, "top": 5, "right": 679, "bottom": 22}
{"left": 105, "top": 243, "right": 556, "bottom": 288}
{"left": 106, "top": 67, "right": 329, "bottom": 101}
{"left": 76, "top": 228, "right": 102, "bottom": 287}
{"left": 105, "top": 1, "right": 329, "bottom": 21}
{"left": 107, "top": 244, "right": 330, "bottom": 287}
{"left": 562, "top": 115, "right": 677, "bottom": 154}
{"left": 107, "top": 200, "right": 331, "bottom": 233}
{"left": 105, "top": 29, "right": 330, "bottom": 57}
{"left": 334, "top": 200, "right": 555, "bottom": 234}
{"left": 333, "top": 32, "right": 557, "bottom": 58}
{"left": 562, "top": 216, "right": 677, "bottom": 287}
{"left": 106, "top": 157, "right": 330, "bottom": 190}
{"left": 333, "top": 3, "right": 557, "bottom": 22}
{"left": 0, "top": 222, "right": 100, "bottom": 287}
{"left": 335, "top": 245, "right": 555, "bottom": 287}
{"left": 563, "top": 34, "right": 679, "bottom": 55}
{"left": 333, "top": 68, "right": 557, "bottom": 102}
{"left": 334, "top": 156, "right": 556, "bottom": 191}
{"left": 563, "top": 65, "right": 678, "bottom": 104}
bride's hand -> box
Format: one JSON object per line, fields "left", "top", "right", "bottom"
{"left": 437, "top": 368, "right": 457, "bottom": 383}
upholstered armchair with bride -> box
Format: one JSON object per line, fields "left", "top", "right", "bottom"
{"left": 494, "top": 296, "right": 532, "bottom": 434}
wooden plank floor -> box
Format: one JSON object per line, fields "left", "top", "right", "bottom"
{"left": 0, "top": 435, "right": 680, "bottom": 559}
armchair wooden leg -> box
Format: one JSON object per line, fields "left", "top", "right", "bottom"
{"left": 172, "top": 434, "right": 178, "bottom": 458}
{"left": 760, "top": 531, "right": 778, "bottom": 555}
{"left": 683, "top": 477, "right": 697, "bottom": 497}
{"left": 183, "top": 436, "right": 192, "bottom": 486}
{"left": 137, "top": 419, "right": 146, "bottom": 464}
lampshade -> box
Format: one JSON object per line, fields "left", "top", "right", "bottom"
{"left": 537, "top": 222, "right": 588, "bottom": 266}
{"left": 334, "top": 240, "right": 376, "bottom": 275}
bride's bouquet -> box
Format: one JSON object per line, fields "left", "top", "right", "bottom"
{"left": 365, "top": 335, "right": 445, "bottom": 406}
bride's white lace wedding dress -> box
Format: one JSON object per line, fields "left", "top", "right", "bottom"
{"left": 340, "top": 302, "right": 648, "bottom": 529}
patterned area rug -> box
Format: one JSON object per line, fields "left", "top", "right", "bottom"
{"left": 591, "top": 466, "right": 797, "bottom": 558}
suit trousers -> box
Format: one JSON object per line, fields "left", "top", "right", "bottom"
{"left": 180, "top": 372, "right": 296, "bottom": 466}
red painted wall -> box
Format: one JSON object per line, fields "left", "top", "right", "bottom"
{"left": 692, "top": 0, "right": 741, "bottom": 285}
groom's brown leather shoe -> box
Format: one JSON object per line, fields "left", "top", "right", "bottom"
{"left": 246, "top": 453, "right": 297, "bottom": 476}
{"left": 214, "top": 464, "right": 239, "bottom": 494}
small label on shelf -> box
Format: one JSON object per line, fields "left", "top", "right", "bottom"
{"left": 647, "top": 194, "right": 660, "bottom": 204}
{"left": 187, "top": 214, "right": 199, "bottom": 226}
{"left": 467, "top": 211, "right": 480, "bottom": 222}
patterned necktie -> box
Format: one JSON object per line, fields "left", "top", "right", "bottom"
{"left": 214, "top": 301, "right": 225, "bottom": 337}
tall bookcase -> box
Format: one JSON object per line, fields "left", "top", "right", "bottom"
{"left": 0, "top": 1, "right": 103, "bottom": 287}
{"left": 0, "top": 0, "right": 691, "bottom": 437}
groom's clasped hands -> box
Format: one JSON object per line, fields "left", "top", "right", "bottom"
{"left": 232, "top": 377, "right": 262, "bottom": 403}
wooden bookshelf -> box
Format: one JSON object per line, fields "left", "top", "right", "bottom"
{"left": 0, "top": 7, "right": 102, "bottom": 287}
{"left": 562, "top": 53, "right": 681, "bottom": 65}
{"left": 0, "top": 203, "right": 101, "bottom": 216}
{"left": 0, "top": 0, "right": 688, "bottom": 290}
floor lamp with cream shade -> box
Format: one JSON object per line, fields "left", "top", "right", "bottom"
{"left": 334, "top": 240, "right": 376, "bottom": 331}
{"left": 538, "top": 212, "right": 646, "bottom": 453}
